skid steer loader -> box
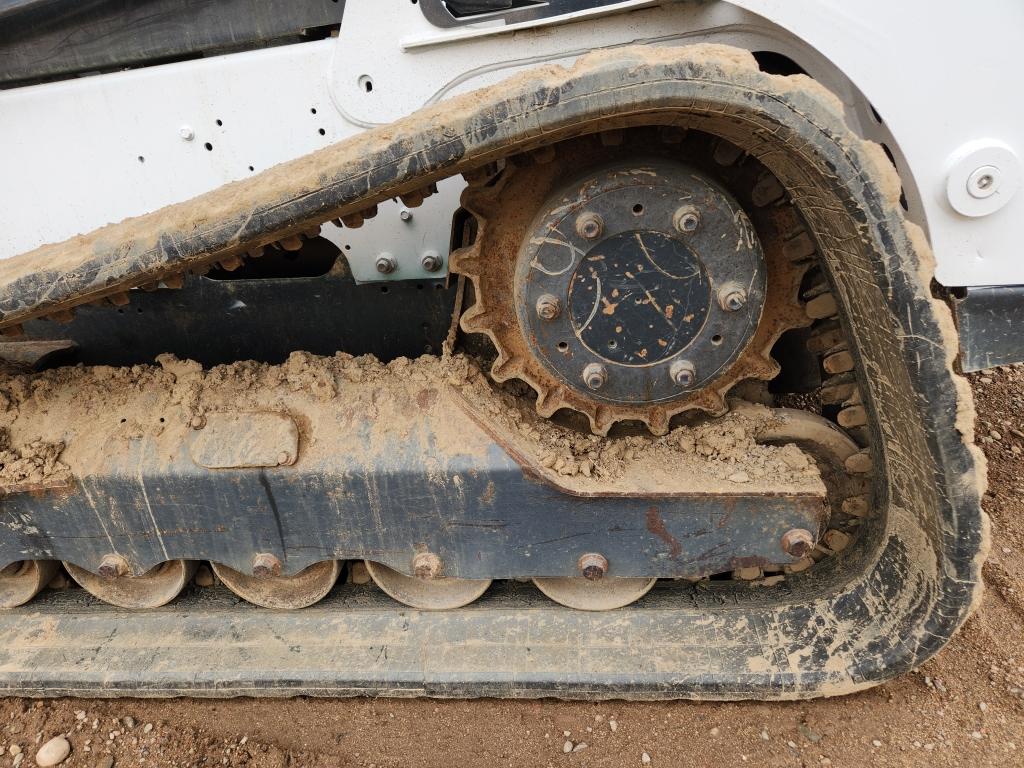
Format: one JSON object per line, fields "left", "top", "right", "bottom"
{"left": 0, "top": 0, "right": 1018, "bottom": 699}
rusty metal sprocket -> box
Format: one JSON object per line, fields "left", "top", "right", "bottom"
{"left": 451, "top": 134, "right": 811, "bottom": 435}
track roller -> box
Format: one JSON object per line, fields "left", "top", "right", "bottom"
{"left": 64, "top": 560, "right": 195, "bottom": 609}
{"left": 211, "top": 560, "right": 341, "bottom": 609}
{"left": 365, "top": 560, "right": 491, "bottom": 610}
{"left": 0, "top": 560, "right": 58, "bottom": 609}
{"left": 531, "top": 575, "right": 657, "bottom": 611}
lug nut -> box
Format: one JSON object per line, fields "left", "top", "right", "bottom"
{"left": 578, "top": 553, "right": 608, "bottom": 582}
{"left": 718, "top": 282, "right": 747, "bottom": 311}
{"left": 412, "top": 552, "right": 442, "bottom": 580}
{"left": 252, "top": 553, "right": 282, "bottom": 578}
{"left": 375, "top": 254, "right": 397, "bottom": 274}
{"left": 673, "top": 205, "right": 701, "bottom": 233}
{"left": 669, "top": 359, "right": 696, "bottom": 387}
{"left": 575, "top": 211, "right": 604, "bottom": 240}
{"left": 582, "top": 363, "right": 608, "bottom": 390}
{"left": 420, "top": 251, "right": 443, "bottom": 272}
{"left": 535, "top": 293, "right": 562, "bottom": 321}
{"left": 97, "top": 554, "right": 129, "bottom": 580}
{"left": 781, "top": 528, "right": 815, "bottom": 558}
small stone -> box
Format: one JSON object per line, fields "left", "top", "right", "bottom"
{"left": 727, "top": 471, "right": 751, "bottom": 484}
{"left": 13, "top": 754, "right": 23, "bottom": 768}
{"left": 123, "top": 716, "right": 135, "bottom": 729}
{"left": 143, "top": 724, "right": 153, "bottom": 734}
{"left": 642, "top": 752, "right": 652, "bottom": 764}
{"left": 710, "top": 727, "right": 720, "bottom": 737}
{"left": 971, "top": 731, "right": 983, "bottom": 740}
{"left": 74, "top": 711, "right": 87, "bottom": 722}
{"left": 9, "top": 744, "right": 22, "bottom": 756}
{"left": 562, "top": 741, "right": 573, "bottom": 754}
{"left": 96, "top": 756, "right": 115, "bottom": 768}
{"left": 980, "top": 377, "right": 993, "bottom": 385}
{"left": 35, "top": 736, "right": 71, "bottom": 767}
{"left": 563, "top": 731, "right": 571, "bottom": 738}
{"left": 760, "top": 729, "right": 770, "bottom": 741}
{"left": 990, "top": 430, "right": 1002, "bottom": 441}
{"left": 572, "top": 743, "right": 588, "bottom": 753}
{"left": 979, "top": 702, "right": 988, "bottom": 712}
{"left": 799, "top": 724, "right": 822, "bottom": 743}
{"left": 871, "top": 739, "right": 882, "bottom": 748}
{"left": 609, "top": 720, "right": 618, "bottom": 733}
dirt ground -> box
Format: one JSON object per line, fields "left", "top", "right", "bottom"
{"left": 2, "top": 371, "right": 1023, "bottom": 768}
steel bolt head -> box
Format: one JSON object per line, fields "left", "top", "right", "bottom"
{"left": 575, "top": 211, "right": 604, "bottom": 240}
{"left": 420, "top": 251, "right": 443, "bottom": 272}
{"left": 578, "top": 553, "right": 608, "bottom": 582}
{"left": 781, "top": 528, "right": 815, "bottom": 558}
{"left": 412, "top": 552, "right": 442, "bottom": 580}
{"left": 535, "top": 293, "right": 562, "bottom": 321}
{"left": 669, "top": 359, "right": 696, "bottom": 387}
{"left": 718, "top": 282, "right": 747, "bottom": 312}
{"left": 582, "top": 363, "right": 608, "bottom": 390}
{"left": 375, "top": 254, "right": 397, "bottom": 274}
{"left": 673, "top": 206, "right": 701, "bottom": 234}
{"left": 399, "top": 209, "right": 413, "bottom": 222}
{"left": 179, "top": 125, "right": 195, "bottom": 141}
{"left": 98, "top": 554, "right": 129, "bottom": 580}
{"left": 252, "top": 553, "right": 282, "bottom": 578}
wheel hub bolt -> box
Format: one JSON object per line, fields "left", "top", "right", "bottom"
{"left": 718, "top": 282, "right": 747, "bottom": 311}
{"left": 375, "top": 253, "right": 397, "bottom": 274}
{"left": 578, "top": 553, "right": 608, "bottom": 582}
{"left": 781, "top": 528, "right": 815, "bottom": 558}
{"left": 575, "top": 211, "right": 604, "bottom": 240}
{"left": 535, "top": 293, "right": 562, "bottom": 321}
{"left": 420, "top": 251, "right": 443, "bottom": 272}
{"left": 97, "top": 554, "right": 129, "bottom": 580}
{"left": 252, "top": 553, "right": 282, "bottom": 578}
{"left": 673, "top": 205, "right": 701, "bottom": 233}
{"left": 669, "top": 359, "right": 696, "bottom": 387}
{"left": 582, "top": 363, "right": 608, "bottom": 390}
{"left": 413, "top": 552, "right": 442, "bottom": 580}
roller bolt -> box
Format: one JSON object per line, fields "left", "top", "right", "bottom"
{"left": 582, "top": 363, "right": 608, "bottom": 390}
{"left": 575, "top": 211, "right": 604, "bottom": 240}
{"left": 781, "top": 528, "right": 815, "bottom": 558}
{"left": 420, "top": 251, "right": 443, "bottom": 272}
{"left": 673, "top": 206, "right": 700, "bottom": 234}
{"left": 718, "top": 282, "right": 747, "bottom": 312}
{"left": 578, "top": 553, "right": 608, "bottom": 582}
{"left": 375, "top": 254, "right": 397, "bottom": 274}
{"left": 669, "top": 359, "right": 696, "bottom": 387}
{"left": 413, "top": 552, "right": 442, "bottom": 580}
{"left": 535, "top": 294, "right": 562, "bottom": 321}
{"left": 252, "top": 553, "right": 282, "bottom": 578}
{"left": 98, "top": 554, "right": 129, "bottom": 580}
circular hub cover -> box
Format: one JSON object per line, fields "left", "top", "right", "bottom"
{"left": 515, "top": 160, "right": 766, "bottom": 406}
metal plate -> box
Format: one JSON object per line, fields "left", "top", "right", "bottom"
{"left": 953, "top": 284, "right": 1024, "bottom": 371}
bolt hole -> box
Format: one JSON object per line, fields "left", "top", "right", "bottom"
{"left": 248, "top": 165, "right": 254, "bottom": 172}
{"left": 632, "top": 203, "right": 644, "bottom": 215}
{"left": 137, "top": 155, "right": 145, "bottom": 163}
{"left": 344, "top": 244, "right": 351, "bottom": 250}
{"left": 311, "top": 107, "right": 318, "bottom": 114}
{"left": 557, "top": 341, "right": 569, "bottom": 352}
{"left": 215, "top": 119, "right": 223, "bottom": 127}
{"left": 159, "top": 417, "right": 165, "bottom": 423}
{"left": 204, "top": 142, "right": 213, "bottom": 151}
{"left": 608, "top": 340, "right": 617, "bottom": 350}
{"left": 380, "top": 286, "right": 389, "bottom": 293}
{"left": 358, "top": 75, "right": 374, "bottom": 93}
{"left": 711, "top": 334, "right": 723, "bottom": 346}
{"left": 318, "top": 128, "right": 326, "bottom": 136}
{"left": 120, "top": 418, "right": 127, "bottom": 424}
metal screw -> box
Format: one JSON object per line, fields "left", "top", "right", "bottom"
{"left": 420, "top": 251, "right": 443, "bottom": 272}
{"left": 578, "top": 553, "right": 608, "bottom": 582}
{"left": 781, "top": 528, "right": 815, "bottom": 558}
{"left": 98, "top": 554, "right": 129, "bottom": 580}
{"left": 673, "top": 206, "right": 701, "bottom": 233}
{"left": 967, "top": 165, "right": 1000, "bottom": 199}
{"left": 375, "top": 253, "right": 397, "bottom": 274}
{"left": 412, "top": 552, "right": 442, "bottom": 580}
{"left": 718, "top": 282, "right": 747, "bottom": 311}
{"left": 575, "top": 211, "right": 604, "bottom": 240}
{"left": 669, "top": 359, "right": 695, "bottom": 387}
{"left": 179, "top": 125, "right": 195, "bottom": 141}
{"left": 252, "top": 553, "right": 282, "bottom": 578}
{"left": 399, "top": 210, "right": 413, "bottom": 222}
{"left": 536, "top": 293, "right": 562, "bottom": 321}
{"left": 582, "top": 363, "right": 608, "bottom": 390}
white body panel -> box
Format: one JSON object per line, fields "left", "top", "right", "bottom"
{"left": 0, "top": 0, "right": 1020, "bottom": 286}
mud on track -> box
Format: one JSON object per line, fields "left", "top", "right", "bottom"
{"left": 0, "top": 371, "right": 1021, "bottom": 768}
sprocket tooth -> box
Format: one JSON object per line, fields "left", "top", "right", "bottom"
{"left": 646, "top": 407, "right": 670, "bottom": 436}
{"left": 449, "top": 244, "right": 482, "bottom": 275}
{"left": 459, "top": 305, "right": 489, "bottom": 334}
{"left": 535, "top": 386, "right": 567, "bottom": 419}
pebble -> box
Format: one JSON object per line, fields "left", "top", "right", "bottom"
{"left": 123, "top": 716, "right": 135, "bottom": 729}
{"left": 980, "top": 377, "right": 993, "bottom": 385}
{"left": 641, "top": 752, "right": 652, "bottom": 764}
{"left": 96, "top": 756, "right": 114, "bottom": 768}
{"left": 727, "top": 471, "right": 751, "bottom": 484}
{"left": 9, "top": 744, "right": 21, "bottom": 756}
{"left": 572, "top": 742, "right": 588, "bottom": 753}
{"left": 13, "top": 754, "right": 23, "bottom": 768}
{"left": 562, "top": 740, "right": 573, "bottom": 754}
{"left": 35, "top": 736, "right": 71, "bottom": 767}
{"left": 799, "top": 723, "right": 822, "bottom": 743}
{"left": 74, "top": 711, "right": 86, "bottom": 722}
{"left": 563, "top": 731, "right": 571, "bottom": 737}
{"left": 609, "top": 720, "right": 618, "bottom": 733}
{"left": 871, "top": 739, "right": 882, "bottom": 748}
{"left": 760, "top": 729, "right": 770, "bottom": 741}
{"left": 991, "top": 430, "right": 1002, "bottom": 441}
{"left": 710, "top": 727, "right": 720, "bottom": 737}
{"left": 143, "top": 724, "right": 153, "bottom": 734}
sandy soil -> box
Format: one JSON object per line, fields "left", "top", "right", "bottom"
{"left": 2, "top": 370, "right": 1023, "bottom": 768}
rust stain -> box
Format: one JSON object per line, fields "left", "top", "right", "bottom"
{"left": 646, "top": 506, "right": 682, "bottom": 558}
{"left": 480, "top": 480, "right": 496, "bottom": 505}
{"left": 600, "top": 297, "right": 618, "bottom": 315}
{"left": 416, "top": 388, "right": 439, "bottom": 411}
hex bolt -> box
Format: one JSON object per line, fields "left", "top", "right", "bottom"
{"left": 582, "top": 363, "right": 608, "bottom": 390}
{"left": 673, "top": 205, "right": 701, "bottom": 234}
{"left": 252, "top": 553, "right": 282, "bottom": 578}
{"left": 420, "top": 251, "right": 443, "bottom": 272}
{"left": 578, "top": 553, "right": 608, "bottom": 582}
{"left": 375, "top": 253, "right": 397, "bottom": 274}
{"left": 535, "top": 293, "right": 562, "bottom": 321}
{"left": 781, "top": 528, "right": 815, "bottom": 558}
{"left": 669, "top": 359, "right": 696, "bottom": 387}
{"left": 399, "top": 209, "right": 413, "bottom": 222}
{"left": 412, "top": 552, "right": 442, "bottom": 580}
{"left": 97, "top": 554, "right": 129, "bottom": 580}
{"left": 718, "top": 282, "right": 747, "bottom": 312}
{"left": 967, "top": 165, "right": 1000, "bottom": 199}
{"left": 179, "top": 125, "right": 195, "bottom": 141}
{"left": 575, "top": 211, "right": 604, "bottom": 240}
